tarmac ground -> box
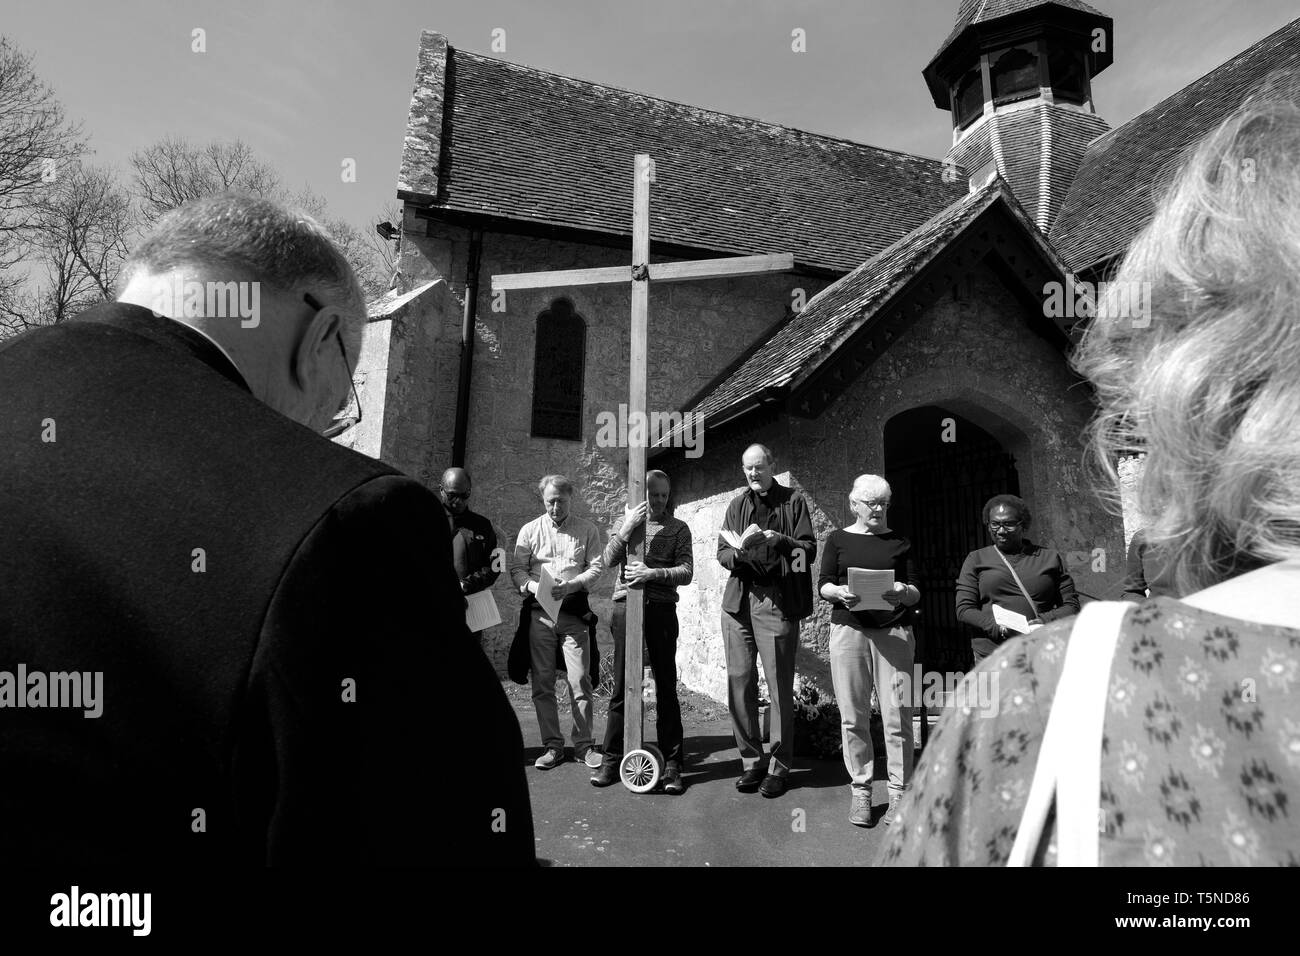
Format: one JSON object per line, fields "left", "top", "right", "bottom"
{"left": 503, "top": 679, "right": 899, "bottom": 867}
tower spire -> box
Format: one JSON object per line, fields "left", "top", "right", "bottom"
{"left": 924, "top": 0, "right": 1114, "bottom": 232}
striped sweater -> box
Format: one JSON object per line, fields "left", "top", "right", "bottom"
{"left": 603, "top": 515, "right": 693, "bottom": 603}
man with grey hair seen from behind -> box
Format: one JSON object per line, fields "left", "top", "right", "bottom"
{"left": 0, "top": 194, "right": 535, "bottom": 867}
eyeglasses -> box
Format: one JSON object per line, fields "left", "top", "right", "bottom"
{"left": 305, "top": 292, "right": 363, "bottom": 439}
{"left": 854, "top": 499, "right": 890, "bottom": 511}
{"left": 989, "top": 521, "right": 1022, "bottom": 531}
{"left": 442, "top": 490, "right": 470, "bottom": 501}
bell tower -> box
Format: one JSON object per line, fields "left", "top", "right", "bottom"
{"left": 923, "top": 0, "right": 1114, "bottom": 232}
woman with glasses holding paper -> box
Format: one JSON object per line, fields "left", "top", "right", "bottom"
{"left": 818, "top": 474, "right": 920, "bottom": 829}
{"left": 956, "top": 494, "right": 1078, "bottom": 663}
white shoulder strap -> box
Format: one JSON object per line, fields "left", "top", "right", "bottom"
{"left": 1007, "top": 600, "right": 1131, "bottom": 867}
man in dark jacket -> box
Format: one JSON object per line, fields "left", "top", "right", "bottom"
{"left": 717, "top": 443, "right": 816, "bottom": 799}
{"left": 440, "top": 467, "right": 502, "bottom": 634}
{"left": 0, "top": 195, "right": 534, "bottom": 866}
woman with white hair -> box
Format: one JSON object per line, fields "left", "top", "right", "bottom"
{"left": 880, "top": 94, "right": 1300, "bottom": 866}
{"left": 818, "top": 474, "right": 920, "bottom": 828}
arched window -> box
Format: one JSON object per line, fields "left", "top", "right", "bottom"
{"left": 990, "top": 45, "right": 1041, "bottom": 103}
{"left": 530, "top": 298, "right": 586, "bottom": 440}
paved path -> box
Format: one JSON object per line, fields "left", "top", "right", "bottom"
{"left": 505, "top": 683, "right": 894, "bottom": 866}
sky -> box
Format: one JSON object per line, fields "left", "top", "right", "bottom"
{"left": 5, "top": 0, "right": 1297, "bottom": 233}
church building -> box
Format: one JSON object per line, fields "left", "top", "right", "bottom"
{"left": 344, "top": 2, "right": 1300, "bottom": 698}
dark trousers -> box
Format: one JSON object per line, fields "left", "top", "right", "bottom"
{"left": 721, "top": 585, "right": 799, "bottom": 777}
{"left": 602, "top": 600, "right": 684, "bottom": 765}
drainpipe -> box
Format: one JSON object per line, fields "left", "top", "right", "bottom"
{"left": 452, "top": 228, "right": 482, "bottom": 467}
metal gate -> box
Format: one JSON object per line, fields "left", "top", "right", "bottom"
{"left": 888, "top": 442, "right": 1020, "bottom": 675}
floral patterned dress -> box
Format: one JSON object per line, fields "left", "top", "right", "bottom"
{"left": 878, "top": 597, "right": 1300, "bottom": 866}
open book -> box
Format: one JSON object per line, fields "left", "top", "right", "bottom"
{"left": 719, "top": 524, "right": 764, "bottom": 550}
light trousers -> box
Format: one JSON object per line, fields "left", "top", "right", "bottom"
{"left": 828, "top": 622, "right": 915, "bottom": 797}
{"left": 529, "top": 608, "right": 594, "bottom": 751}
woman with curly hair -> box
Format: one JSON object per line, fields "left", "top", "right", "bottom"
{"left": 881, "top": 92, "right": 1300, "bottom": 866}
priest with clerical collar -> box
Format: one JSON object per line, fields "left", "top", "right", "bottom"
{"left": 716, "top": 443, "right": 817, "bottom": 799}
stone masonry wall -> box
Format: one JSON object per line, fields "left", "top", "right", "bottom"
{"left": 340, "top": 278, "right": 461, "bottom": 474}
{"left": 1117, "top": 454, "right": 1148, "bottom": 549}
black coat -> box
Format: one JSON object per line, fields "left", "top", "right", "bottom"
{"left": 0, "top": 303, "right": 534, "bottom": 866}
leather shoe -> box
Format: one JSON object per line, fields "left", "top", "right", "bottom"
{"left": 590, "top": 757, "right": 620, "bottom": 788}
{"left": 759, "top": 774, "right": 787, "bottom": 799}
{"left": 735, "top": 768, "right": 767, "bottom": 792}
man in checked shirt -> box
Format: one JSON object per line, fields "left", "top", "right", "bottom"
{"left": 590, "top": 470, "right": 694, "bottom": 794}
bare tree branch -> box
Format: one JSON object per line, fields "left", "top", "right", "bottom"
{"left": 130, "top": 137, "right": 280, "bottom": 225}
{"left": 0, "top": 35, "right": 86, "bottom": 317}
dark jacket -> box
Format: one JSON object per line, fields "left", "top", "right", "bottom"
{"left": 450, "top": 509, "right": 500, "bottom": 594}
{"left": 0, "top": 303, "right": 534, "bottom": 867}
{"left": 717, "top": 482, "right": 817, "bottom": 620}
{"left": 1120, "top": 529, "right": 1178, "bottom": 601}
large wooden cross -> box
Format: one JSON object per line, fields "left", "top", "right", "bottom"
{"left": 492, "top": 154, "right": 792, "bottom": 780}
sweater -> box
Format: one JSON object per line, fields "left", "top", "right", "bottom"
{"left": 817, "top": 528, "right": 915, "bottom": 629}
{"left": 956, "top": 540, "right": 1079, "bottom": 646}
{"left": 602, "top": 514, "right": 693, "bottom": 603}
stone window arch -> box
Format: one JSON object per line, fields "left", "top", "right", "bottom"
{"left": 530, "top": 298, "right": 586, "bottom": 440}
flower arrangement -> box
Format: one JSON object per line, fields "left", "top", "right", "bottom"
{"left": 792, "top": 672, "right": 842, "bottom": 760}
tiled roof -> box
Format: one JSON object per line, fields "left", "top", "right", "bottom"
{"left": 685, "top": 180, "right": 1063, "bottom": 426}
{"left": 950, "top": 104, "right": 1110, "bottom": 233}
{"left": 1051, "top": 16, "right": 1300, "bottom": 273}
{"left": 936, "top": 0, "right": 1109, "bottom": 59}
{"left": 398, "top": 32, "right": 969, "bottom": 274}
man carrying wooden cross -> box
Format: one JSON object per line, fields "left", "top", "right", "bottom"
{"left": 591, "top": 469, "right": 694, "bottom": 793}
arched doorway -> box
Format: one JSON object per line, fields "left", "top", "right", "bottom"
{"left": 884, "top": 405, "right": 1021, "bottom": 674}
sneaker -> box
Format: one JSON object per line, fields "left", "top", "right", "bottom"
{"left": 882, "top": 794, "right": 902, "bottom": 827}
{"left": 662, "top": 762, "right": 685, "bottom": 795}
{"left": 590, "top": 757, "right": 620, "bottom": 788}
{"left": 534, "top": 747, "right": 567, "bottom": 770}
{"left": 577, "top": 746, "right": 604, "bottom": 769}
{"left": 849, "top": 788, "right": 872, "bottom": 828}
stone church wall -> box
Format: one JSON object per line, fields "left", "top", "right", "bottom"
{"left": 1117, "top": 453, "right": 1148, "bottom": 549}
{"left": 343, "top": 278, "right": 462, "bottom": 480}
{"left": 660, "top": 265, "right": 1127, "bottom": 704}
